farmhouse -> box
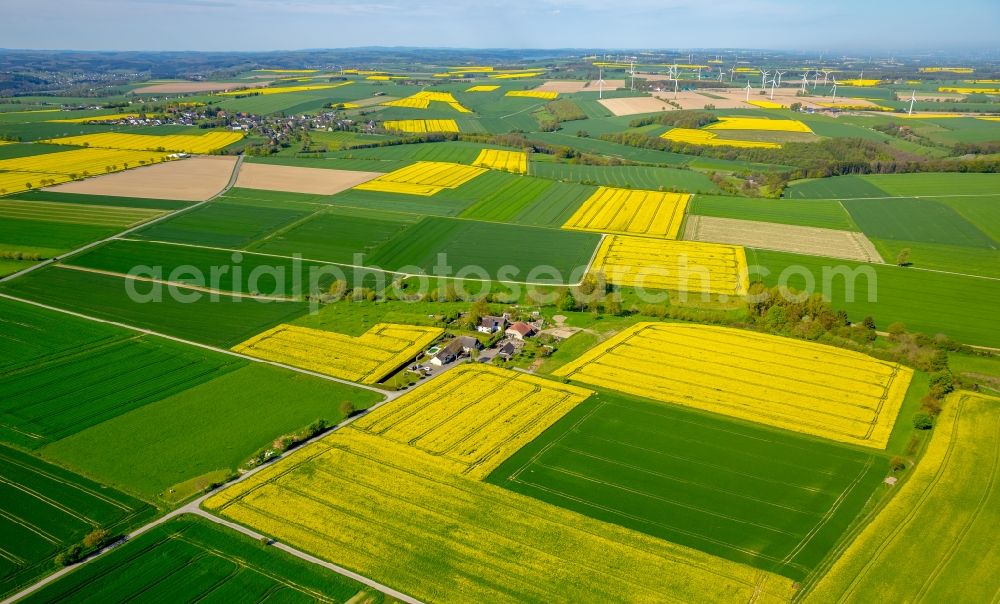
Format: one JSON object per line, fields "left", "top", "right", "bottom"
{"left": 430, "top": 335, "right": 482, "bottom": 366}
{"left": 477, "top": 314, "right": 509, "bottom": 334}
{"left": 505, "top": 321, "right": 537, "bottom": 340}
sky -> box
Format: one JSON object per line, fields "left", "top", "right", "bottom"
{"left": 2, "top": 0, "right": 998, "bottom": 53}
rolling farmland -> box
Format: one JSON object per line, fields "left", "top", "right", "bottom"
{"left": 0, "top": 445, "right": 152, "bottom": 598}
{"left": 805, "top": 392, "right": 1000, "bottom": 602}
{"left": 20, "top": 515, "right": 377, "bottom": 604}
{"left": 232, "top": 323, "right": 443, "bottom": 384}
{"left": 554, "top": 323, "right": 912, "bottom": 448}
{"left": 489, "top": 391, "right": 887, "bottom": 580}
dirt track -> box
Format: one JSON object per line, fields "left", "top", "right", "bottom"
{"left": 684, "top": 215, "right": 884, "bottom": 263}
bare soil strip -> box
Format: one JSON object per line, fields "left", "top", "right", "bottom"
{"left": 131, "top": 81, "right": 257, "bottom": 93}
{"left": 45, "top": 156, "right": 238, "bottom": 201}
{"left": 235, "top": 163, "right": 382, "bottom": 195}
{"left": 598, "top": 96, "right": 678, "bottom": 116}
{"left": 684, "top": 215, "right": 884, "bottom": 263}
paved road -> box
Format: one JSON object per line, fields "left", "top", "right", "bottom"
{"left": 1, "top": 392, "right": 421, "bottom": 604}
{"left": 0, "top": 155, "right": 244, "bottom": 284}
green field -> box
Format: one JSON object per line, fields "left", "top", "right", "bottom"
{"left": 365, "top": 216, "right": 600, "bottom": 283}
{"left": 751, "top": 249, "right": 1000, "bottom": 347}
{"left": 805, "top": 391, "right": 999, "bottom": 602}
{"left": 1, "top": 333, "right": 241, "bottom": 449}
{"left": 459, "top": 175, "right": 556, "bottom": 222}
{"left": 42, "top": 363, "right": 381, "bottom": 501}
{"left": 842, "top": 197, "right": 995, "bottom": 246}
{"left": 0, "top": 199, "right": 162, "bottom": 228}
{"left": 488, "top": 390, "right": 886, "bottom": 581}
{"left": 133, "top": 201, "right": 311, "bottom": 248}
{"left": 0, "top": 217, "right": 118, "bottom": 258}
{"left": 869, "top": 238, "right": 1000, "bottom": 279}
{"left": 785, "top": 172, "right": 1000, "bottom": 199}
{"left": 0, "top": 297, "right": 121, "bottom": 373}
{"left": 251, "top": 207, "right": 418, "bottom": 263}
{"left": 690, "top": 195, "right": 858, "bottom": 230}
{"left": 0, "top": 268, "right": 308, "bottom": 347}
{"left": 13, "top": 190, "right": 189, "bottom": 211}
{"left": 783, "top": 176, "right": 888, "bottom": 199}
{"left": 529, "top": 162, "right": 720, "bottom": 193}
{"left": 20, "top": 515, "right": 379, "bottom": 604}
{"left": 0, "top": 445, "right": 153, "bottom": 598}
{"left": 66, "top": 238, "right": 392, "bottom": 295}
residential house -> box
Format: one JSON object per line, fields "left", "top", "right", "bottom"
{"left": 477, "top": 314, "right": 509, "bottom": 334}
{"left": 505, "top": 321, "right": 536, "bottom": 341}
{"left": 430, "top": 336, "right": 482, "bottom": 366}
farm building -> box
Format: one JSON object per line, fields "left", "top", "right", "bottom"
{"left": 430, "top": 336, "right": 482, "bottom": 366}
{"left": 505, "top": 321, "right": 537, "bottom": 340}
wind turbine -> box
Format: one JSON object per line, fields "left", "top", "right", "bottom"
{"left": 629, "top": 59, "right": 636, "bottom": 91}
{"left": 769, "top": 75, "right": 778, "bottom": 100}
{"left": 673, "top": 74, "right": 679, "bottom": 99}
{"left": 907, "top": 90, "right": 917, "bottom": 116}
{"left": 800, "top": 73, "right": 809, "bottom": 92}
{"left": 729, "top": 66, "right": 735, "bottom": 82}
{"left": 822, "top": 69, "right": 831, "bottom": 85}
{"left": 760, "top": 69, "right": 769, "bottom": 90}
{"left": 697, "top": 66, "right": 702, "bottom": 81}
{"left": 745, "top": 79, "right": 752, "bottom": 102}
{"left": 830, "top": 77, "right": 838, "bottom": 104}
{"left": 598, "top": 67, "right": 605, "bottom": 100}
{"left": 775, "top": 70, "right": 786, "bottom": 86}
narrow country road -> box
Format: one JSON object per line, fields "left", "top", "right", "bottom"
{"left": 0, "top": 390, "right": 421, "bottom": 604}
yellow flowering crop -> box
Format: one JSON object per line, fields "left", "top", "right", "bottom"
{"left": 919, "top": 66, "right": 974, "bottom": 73}
{"left": 381, "top": 119, "right": 460, "bottom": 134}
{"left": 216, "top": 82, "right": 352, "bottom": 96}
{"left": 505, "top": 90, "right": 558, "bottom": 100}
{"left": 978, "top": 117, "right": 1000, "bottom": 122}
{"left": 0, "top": 171, "right": 71, "bottom": 195}
{"left": 805, "top": 391, "right": 999, "bottom": 603}
{"left": 554, "top": 322, "right": 913, "bottom": 449}
{"left": 0, "top": 148, "right": 174, "bottom": 176}
{"left": 746, "top": 100, "right": 787, "bottom": 109}
{"left": 232, "top": 323, "right": 443, "bottom": 384}
{"left": 706, "top": 117, "right": 813, "bottom": 133}
{"left": 41, "top": 131, "right": 243, "bottom": 154}
{"left": 838, "top": 79, "right": 881, "bottom": 87}
{"left": 938, "top": 86, "right": 1000, "bottom": 94}
{"left": 353, "top": 160, "right": 485, "bottom": 196}
{"left": 353, "top": 364, "right": 592, "bottom": 479}
{"left": 206, "top": 424, "right": 796, "bottom": 604}
{"left": 660, "top": 128, "right": 782, "bottom": 149}
{"left": 471, "top": 148, "right": 527, "bottom": 173}
{"left": 382, "top": 91, "right": 471, "bottom": 113}
{"left": 814, "top": 102, "right": 893, "bottom": 111}
{"left": 895, "top": 112, "right": 966, "bottom": 119}
{"left": 563, "top": 186, "right": 689, "bottom": 239}
{"left": 366, "top": 75, "right": 390, "bottom": 81}
{"left": 590, "top": 235, "right": 749, "bottom": 296}
{"left": 449, "top": 66, "right": 493, "bottom": 72}
{"left": 466, "top": 85, "right": 500, "bottom": 92}
{"left": 47, "top": 112, "right": 162, "bottom": 123}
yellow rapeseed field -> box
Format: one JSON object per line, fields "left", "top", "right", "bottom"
{"left": 895, "top": 112, "right": 967, "bottom": 119}
{"left": 0, "top": 171, "right": 71, "bottom": 196}
{"left": 0, "top": 148, "right": 174, "bottom": 176}
{"left": 471, "top": 148, "right": 528, "bottom": 173}
{"left": 466, "top": 85, "right": 500, "bottom": 92}
{"left": 206, "top": 434, "right": 796, "bottom": 603}
{"left": 706, "top": 117, "right": 813, "bottom": 133}
{"left": 40, "top": 131, "right": 243, "bottom": 154}
{"left": 563, "top": 186, "right": 689, "bottom": 239}
{"left": 590, "top": 235, "right": 749, "bottom": 296}
{"left": 253, "top": 69, "right": 318, "bottom": 73}
{"left": 353, "top": 364, "right": 593, "bottom": 479}
{"left": 938, "top": 86, "right": 1000, "bottom": 94}
{"left": 353, "top": 161, "right": 486, "bottom": 196}
{"left": 382, "top": 91, "right": 471, "bottom": 113}
{"left": 920, "top": 67, "right": 974, "bottom": 73}
{"left": 381, "top": 119, "right": 460, "bottom": 134}
{"left": 814, "top": 102, "right": 893, "bottom": 111}
{"left": 366, "top": 75, "right": 391, "bottom": 80}
{"left": 746, "top": 100, "right": 787, "bottom": 109}
{"left": 505, "top": 90, "right": 558, "bottom": 100}
{"left": 838, "top": 79, "right": 881, "bottom": 87}
{"left": 47, "top": 112, "right": 162, "bottom": 123}
{"left": 491, "top": 72, "right": 545, "bottom": 79}
{"left": 232, "top": 323, "right": 443, "bottom": 384}
{"left": 216, "top": 81, "right": 352, "bottom": 96}
{"left": 554, "top": 322, "right": 913, "bottom": 448}
{"left": 661, "top": 128, "right": 782, "bottom": 149}
{"left": 805, "top": 391, "right": 999, "bottom": 603}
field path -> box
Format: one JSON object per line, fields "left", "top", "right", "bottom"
{"left": 0, "top": 375, "right": 425, "bottom": 604}
{"left": 0, "top": 154, "right": 245, "bottom": 285}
